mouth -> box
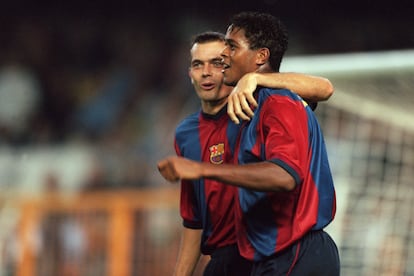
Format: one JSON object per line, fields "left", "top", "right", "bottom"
{"left": 220, "top": 57, "right": 230, "bottom": 72}
{"left": 221, "top": 63, "right": 230, "bottom": 73}
{"left": 201, "top": 82, "right": 216, "bottom": 90}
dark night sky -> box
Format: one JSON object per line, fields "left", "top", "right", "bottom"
{"left": 1, "top": 0, "right": 413, "bottom": 54}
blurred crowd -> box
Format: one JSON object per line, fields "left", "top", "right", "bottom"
{"left": 0, "top": 14, "right": 202, "bottom": 192}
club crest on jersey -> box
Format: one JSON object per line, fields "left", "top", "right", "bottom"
{"left": 209, "top": 143, "right": 224, "bottom": 164}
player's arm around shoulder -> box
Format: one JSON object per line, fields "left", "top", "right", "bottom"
{"left": 266, "top": 72, "right": 334, "bottom": 102}
{"left": 227, "top": 72, "right": 334, "bottom": 124}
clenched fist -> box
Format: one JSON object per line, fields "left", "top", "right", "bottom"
{"left": 157, "top": 156, "right": 204, "bottom": 182}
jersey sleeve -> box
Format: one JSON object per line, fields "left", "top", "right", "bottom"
{"left": 180, "top": 180, "right": 202, "bottom": 229}
{"left": 261, "top": 95, "right": 310, "bottom": 186}
{"left": 174, "top": 138, "right": 202, "bottom": 229}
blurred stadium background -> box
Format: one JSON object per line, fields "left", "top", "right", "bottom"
{"left": 0, "top": 0, "right": 413, "bottom": 275}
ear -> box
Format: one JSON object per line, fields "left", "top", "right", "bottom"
{"left": 256, "top": 48, "right": 270, "bottom": 66}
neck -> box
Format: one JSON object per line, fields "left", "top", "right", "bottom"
{"left": 201, "top": 98, "right": 228, "bottom": 115}
{"left": 257, "top": 63, "right": 276, "bottom": 73}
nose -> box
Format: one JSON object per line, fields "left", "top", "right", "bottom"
{"left": 202, "top": 64, "right": 212, "bottom": 76}
{"left": 221, "top": 45, "right": 230, "bottom": 58}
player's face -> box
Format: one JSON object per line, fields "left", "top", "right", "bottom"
{"left": 189, "top": 41, "right": 232, "bottom": 114}
{"left": 221, "top": 27, "right": 259, "bottom": 87}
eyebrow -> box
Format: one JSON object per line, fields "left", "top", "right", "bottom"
{"left": 225, "top": 38, "right": 237, "bottom": 45}
{"left": 191, "top": 57, "right": 223, "bottom": 64}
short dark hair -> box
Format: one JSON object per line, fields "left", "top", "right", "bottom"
{"left": 228, "top": 12, "right": 288, "bottom": 71}
{"left": 190, "top": 31, "right": 225, "bottom": 48}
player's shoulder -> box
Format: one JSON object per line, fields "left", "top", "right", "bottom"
{"left": 258, "top": 87, "right": 298, "bottom": 98}
{"left": 257, "top": 87, "right": 301, "bottom": 103}
{"left": 175, "top": 111, "right": 200, "bottom": 134}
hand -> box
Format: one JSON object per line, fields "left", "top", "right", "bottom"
{"left": 227, "top": 73, "right": 259, "bottom": 124}
{"left": 157, "top": 156, "right": 203, "bottom": 182}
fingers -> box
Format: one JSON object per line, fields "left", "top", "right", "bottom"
{"left": 227, "top": 92, "right": 257, "bottom": 124}
{"left": 227, "top": 96, "right": 240, "bottom": 124}
{"left": 239, "top": 96, "right": 254, "bottom": 118}
{"left": 245, "top": 93, "right": 258, "bottom": 109}
{"left": 157, "top": 158, "right": 180, "bottom": 183}
{"left": 157, "top": 159, "right": 168, "bottom": 170}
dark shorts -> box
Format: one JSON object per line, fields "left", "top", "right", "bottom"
{"left": 251, "top": 230, "right": 340, "bottom": 276}
{"left": 203, "top": 245, "right": 253, "bottom": 276}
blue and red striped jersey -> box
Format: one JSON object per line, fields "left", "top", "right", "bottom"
{"left": 174, "top": 106, "right": 241, "bottom": 255}
{"left": 235, "top": 88, "right": 336, "bottom": 261}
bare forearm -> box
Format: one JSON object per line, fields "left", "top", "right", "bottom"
{"left": 201, "top": 161, "right": 296, "bottom": 192}
{"left": 158, "top": 156, "right": 296, "bottom": 191}
{"left": 226, "top": 71, "right": 333, "bottom": 124}
{"left": 254, "top": 72, "right": 334, "bottom": 101}
{"left": 174, "top": 228, "right": 202, "bottom": 276}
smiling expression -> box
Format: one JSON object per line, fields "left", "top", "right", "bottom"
{"left": 221, "top": 26, "right": 262, "bottom": 87}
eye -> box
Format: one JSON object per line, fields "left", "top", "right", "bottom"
{"left": 212, "top": 60, "right": 224, "bottom": 68}
{"left": 191, "top": 62, "right": 202, "bottom": 69}
{"left": 225, "top": 41, "right": 236, "bottom": 51}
